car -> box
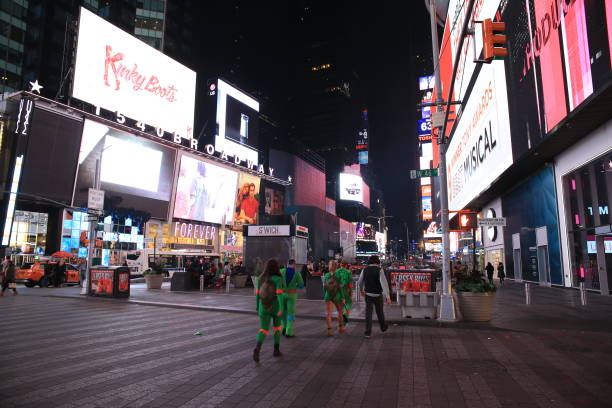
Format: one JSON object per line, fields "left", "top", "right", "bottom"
{"left": 15, "top": 261, "right": 80, "bottom": 288}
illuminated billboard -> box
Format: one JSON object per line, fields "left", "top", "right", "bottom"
{"left": 214, "top": 79, "right": 260, "bottom": 165}
{"left": 173, "top": 155, "right": 238, "bottom": 225}
{"left": 234, "top": 173, "right": 261, "bottom": 225}
{"left": 72, "top": 8, "right": 196, "bottom": 138}
{"left": 445, "top": 62, "right": 512, "bottom": 212}
{"left": 418, "top": 75, "right": 434, "bottom": 90}
{"left": 339, "top": 173, "right": 364, "bottom": 203}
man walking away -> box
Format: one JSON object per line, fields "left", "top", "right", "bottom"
{"left": 497, "top": 262, "right": 505, "bottom": 286}
{"left": 281, "top": 259, "right": 304, "bottom": 337}
{"left": 1, "top": 260, "right": 18, "bottom": 296}
{"left": 357, "top": 255, "right": 390, "bottom": 338}
{"left": 485, "top": 262, "right": 495, "bottom": 285}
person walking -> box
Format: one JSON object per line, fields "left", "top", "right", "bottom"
{"left": 253, "top": 259, "right": 285, "bottom": 363}
{"left": 1, "top": 260, "right": 18, "bottom": 296}
{"left": 1, "top": 256, "right": 9, "bottom": 273}
{"left": 357, "top": 255, "right": 390, "bottom": 339}
{"left": 79, "top": 258, "right": 87, "bottom": 287}
{"left": 497, "top": 262, "right": 505, "bottom": 286}
{"left": 323, "top": 260, "right": 348, "bottom": 336}
{"left": 281, "top": 259, "right": 304, "bottom": 337}
{"left": 336, "top": 261, "right": 353, "bottom": 324}
{"left": 485, "top": 262, "right": 495, "bottom": 285}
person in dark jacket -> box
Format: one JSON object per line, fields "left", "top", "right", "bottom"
{"left": 485, "top": 262, "right": 495, "bottom": 284}
{"left": 53, "top": 259, "right": 66, "bottom": 287}
{"left": 357, "top": 255, "right": 390, "bottom": 338}
{"left": 497, "top": 262, "right": 505, "bottom": 286}
{"left": 1, "top": 260, "right": 18, "bottom": 295}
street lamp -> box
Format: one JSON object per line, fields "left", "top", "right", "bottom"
{"left": 366, "top": 215, "right": 393, "bottom": 232}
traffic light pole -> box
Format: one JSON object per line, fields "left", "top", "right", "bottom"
{"left": 428, "top": 0, "right": 456, "bottom": 321}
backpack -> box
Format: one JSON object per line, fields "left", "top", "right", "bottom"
{"left": 259, "top": 278, "right": 277, "bottom": 311}
{"left": 325, "top": 273, "right": 340, "bottom": 302}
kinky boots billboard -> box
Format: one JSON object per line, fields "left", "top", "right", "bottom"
{"left": 501, "top": 0, "right": 612, "bottom": 160}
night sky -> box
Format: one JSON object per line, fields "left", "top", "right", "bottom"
{"left": 191, "top": 1, "right": 433, "bottom": 242}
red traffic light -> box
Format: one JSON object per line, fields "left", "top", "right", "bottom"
{"left": 482, "top": 19, "right": 507, "bottom": 63}
{"left": 449, "top": 211, "right": 477, "bottom": 231}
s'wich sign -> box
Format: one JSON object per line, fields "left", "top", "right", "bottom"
{"left": 72, "top": 7, "right": 196, "bottom": 140}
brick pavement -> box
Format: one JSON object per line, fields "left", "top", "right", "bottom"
{"left": 1, "top": 294, "right": 612, "bottom": 407}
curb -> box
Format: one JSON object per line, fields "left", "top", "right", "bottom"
{"left": 43, "top": 294, "right": 509, "bottom": 331}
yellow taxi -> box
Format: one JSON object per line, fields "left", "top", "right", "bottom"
{"left": 15, "top": 261, "right": 80, "bottom": 287}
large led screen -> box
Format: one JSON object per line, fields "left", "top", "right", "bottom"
{"left": 74, "top": 120, "right": 176, "bottom": 218}
{"left": 339, "top": 173, "right": 364, "bottom": 203}
{"left": 215, "top": 79, "right": 259, "bottom": 164}
{"left": 173, "top": 155, "right": 238, "bottom": 224}
{"left": 72, "top": 7, "right": 196, "bottom": 138}
{"left": 234, "top": 173, "right": 261, "bottom": 225}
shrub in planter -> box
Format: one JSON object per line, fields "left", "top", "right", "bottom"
{"left": 143, "top": 258, "right": 165, "bottom": 289}
{"left": 454, "top": 270, "right": 496, "bottom": 322}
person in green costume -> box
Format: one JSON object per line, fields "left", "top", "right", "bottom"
{"left": 323, "top": 260, "right": 348, "bottom": 336}
{"left": 253, "top": 259, "right": 286, "bottom": 363}
{"left": 335, "top": 261, "right": 353, "bottom": 324}
{"left": 280, "top": 259, "right": 304, "bottom": 337}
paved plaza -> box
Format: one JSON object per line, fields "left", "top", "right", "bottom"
{"left": 0, "top": 282, "right": 611, "bottom": 407}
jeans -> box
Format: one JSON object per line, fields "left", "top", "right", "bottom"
{"left": 365, "top": 295, "right": 387, "bottom": 335}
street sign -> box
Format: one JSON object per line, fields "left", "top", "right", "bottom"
{"left": 477, "top": 217, "right": 507, "bottom": 227}
{"left": 88, "top": 188, "right": 104, "bottom": 210}
{"left": 410, "top": 168, "right": 438, "bottom": 179}
{"left": 431, "top": 111, "right": 446, "bottom": 128}
{"left": 417, "top": 118, "right": 432, "bottom": 136}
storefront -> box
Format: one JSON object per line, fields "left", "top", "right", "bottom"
{"left": 480, "top": 199, "right": 505, "bottom": 274}
{"left": 556, "top": 120, "right": 612, "bottom": 294}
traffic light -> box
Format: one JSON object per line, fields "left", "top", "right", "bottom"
{"left": 482, "top": 19, "right": 507, "bottom": 63}
{"left": 449, "top": 212, "right": 477, "bottom": 231}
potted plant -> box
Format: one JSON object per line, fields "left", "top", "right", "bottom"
{"left": 143, "top": 258, "right": 165, "bottom": 289}
{"left": 454, "top": 269, "right": 496, "bottom": 322}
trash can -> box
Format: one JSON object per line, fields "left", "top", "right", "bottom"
{"left": 88, "top": 266, "right": 130, "bottom": 298}
{"left": 171, "top": 271, "right": 191, "bottom": 291}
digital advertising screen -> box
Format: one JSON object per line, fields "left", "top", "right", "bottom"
{"left": 173, "top": 155, "right": 238, "bottom": 225}
{"left": 234, "top": 172, "right": 261, "bottom": 225}
{"left": 339, "top": 173, "right": 364, "bottom": 203}
{"left": 214, "top": 79, "right": 259, "bottom": 164}
{"left": 72, "top": 7, "right": 196, "bottom": 138}
{"left": 264, "top": 187, "right": 285, "bottom": 216}
{"left": 74, "top": 120, "right": 176, "bottom": 218}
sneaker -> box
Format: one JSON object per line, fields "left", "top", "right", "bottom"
{"left": 364, "top": 334, "right": 371, "bottom": 339}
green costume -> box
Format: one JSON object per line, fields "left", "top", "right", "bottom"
{"left": 335, "top": 267, "right": 353, "bottom": 321}
{"left": 255, "top": 275, "right": 285, "bottom": 344}
{"left": 280, "top": 267, "right": 304, "bottom": 336}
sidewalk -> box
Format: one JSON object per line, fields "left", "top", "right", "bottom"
{"left": 17, "top": 279, "right": 612, "bottom": 333}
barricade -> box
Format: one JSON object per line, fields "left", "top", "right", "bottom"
{"left": 399, "top": 291, "right": 439, "bottom": 319}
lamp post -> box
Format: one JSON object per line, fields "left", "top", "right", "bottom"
{"left": 366, "top": 215, "right": 393, "bottom": 233}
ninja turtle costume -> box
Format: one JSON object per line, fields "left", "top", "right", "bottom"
{"left": 323, "top": 270, "right": 348, "bottom": 335}
{"left": 254, "top": 274, "right": 285, "bottom": 362}
{"left": 335, "top": 265, "right": 353, "bottom": 323}
{"left": 281, "top": 264, "right": 304, "bottom": 337}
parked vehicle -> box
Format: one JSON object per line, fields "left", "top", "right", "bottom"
{"left": 15, "top": 261, "right": 80, "bottom": 287}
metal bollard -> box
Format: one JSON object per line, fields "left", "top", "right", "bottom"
{"left": 525, "top": 283, "right": 531, "bottom": 305}
{"left": 579, "top": 281, "right": 587, "bottom": 306}
{"left": 226, "top": 275, "right": 230, "bottom": 293}
{"left": 200, "top": 275, "right": 204, "bottom": 292}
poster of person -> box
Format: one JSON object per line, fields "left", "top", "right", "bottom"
{"left": 173, "top": 155, "right": 239, "bottom": 224}
{"left": 264, "top": 188, "right": 284, "bottom": 215}
{"left": 90, "top": 269, "right": 114, "bottom": 295}
{"left": 234, "top": 173, "right": 261, "bottom": 225}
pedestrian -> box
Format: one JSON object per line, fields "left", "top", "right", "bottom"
{"left": 253, "top": 259, "right": 285, "bottom": 363}
{"left": 1, "top": 260, "right": 18, "bottom": 296}
{"left": 1, "top": 256, "right": 9, "bottom": 273}
{"left": 357, "top": 255, "right": 390, "bottom": 339}
{"left": 336, "top": 261, "right": 353, "bottom": 324}
{"left": 323, "top": 260, "right": 347, "bottom": 336}
{"left": 53, "top": 259, "right": 66, "bottom": 287}
{"left": 485, "top": 262, "right": 495, "bottom": 285}
{"left": 79, "top": 258, "right": 87, "bottom": 287}
{"left": 497, "top": 262, "right": 505, "bottom": 286}
{"left": 281, "top": 259, "right": 304, "bottom": 337}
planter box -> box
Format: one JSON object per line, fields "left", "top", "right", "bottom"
{"left": 145, "top": 274, "right": 164, "bottom": 289}
{"left": 233, "top": 275, "right": 248, "bottom": 288}
{"left": 457, "top": 291, "right": 495, "bottom": 322}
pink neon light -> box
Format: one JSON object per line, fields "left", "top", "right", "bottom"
{"left": 564, "top": 0, "right": 593, "bottom": 108}
{"left": 575, "top": 214, "right": 580, "bottom": 225}
{"left": 580, "top": 266, "right": 585, "bottom": 278}
{"left": 607, "top": 0, "right": 612, "bottom": 71}
{"left": 571, "top": 179, "right": 576, "bottom": 190}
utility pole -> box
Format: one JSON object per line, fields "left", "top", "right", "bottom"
{"left": 428, "top": 0, "right": 456, "bottom": 321}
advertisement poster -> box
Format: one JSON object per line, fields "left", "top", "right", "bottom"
{"left": 339, "top": 173, "right": 364, "bottom": 203}
{"left": 90, "top": 269, "right": 114, "bottom": 295}
{"left": 390, "top": 272, "right": 432, "bottom": 293}
{"left": 72, "top": 8, "right": 196, "bottom": 138}
{"left": 234, "top": 173, "right": 261, "bottom": 224}
{"left": 118, "top": 270, "right": 130, "bottom": 293}
{"left": 264, "top": 188, "right": 285, "bottom": 216}
{"left": 173, "top": 155, "right": 238, "bottom": 225}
